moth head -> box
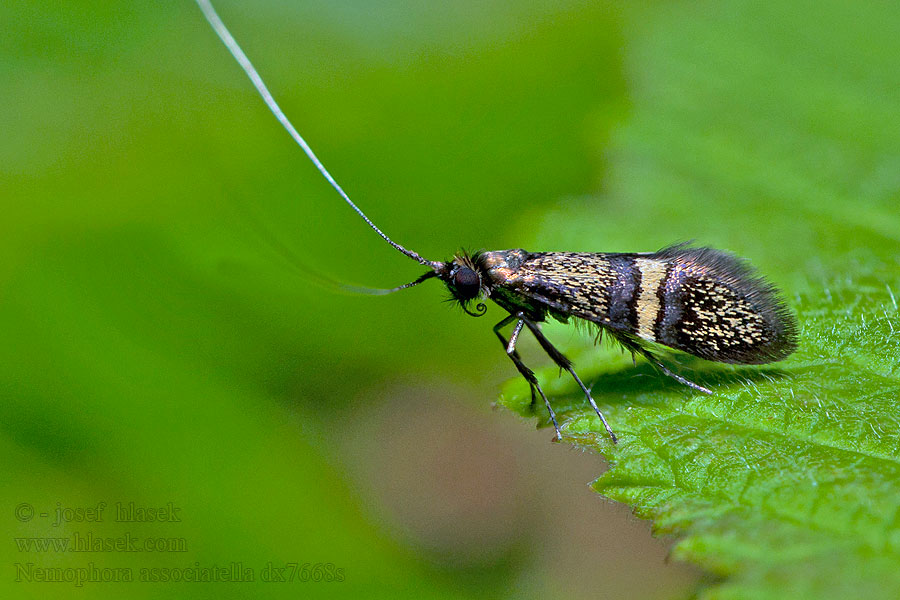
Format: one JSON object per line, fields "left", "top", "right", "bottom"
{"left": 439, "top": 254, "right": 488, "bottom": 317}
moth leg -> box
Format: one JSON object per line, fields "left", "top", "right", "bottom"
{"left": 519, "top": 316, "right": 618, "bottom": 444}
{"left": 614, "top": 334, "right": 712, "bottom": 395}
{"left": 505, "top": 319, "right": 535, "bottom": 410}
{"left": 642, "top": 350, "right": 712, "bottom": 394}
{"left": 506, "top": 319, "right": 525, "bottom": 355}
{"left": 494, "top": 315, "right": 562, "bottom": 440}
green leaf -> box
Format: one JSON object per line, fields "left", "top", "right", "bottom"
{"left": 499, "top": 1, "right": 900, "bottom": 598}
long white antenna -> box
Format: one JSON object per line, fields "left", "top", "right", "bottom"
{"left": 195, "top": 0, "right": 437, "bottom": 268}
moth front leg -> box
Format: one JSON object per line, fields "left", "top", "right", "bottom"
{"left": 493, "top": 314, "right": 563, "bottom": 440}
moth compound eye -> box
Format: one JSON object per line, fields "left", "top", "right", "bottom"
{"left": 453, "top": 267, "right": 481, "bottom": 300}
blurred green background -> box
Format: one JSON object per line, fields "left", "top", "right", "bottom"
{"left": 3, "top": 0, "right": 897, "bottom": 598}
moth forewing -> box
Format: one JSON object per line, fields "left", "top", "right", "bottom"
{"left": 475, "top": 246, "right": 797, "bottom": 365}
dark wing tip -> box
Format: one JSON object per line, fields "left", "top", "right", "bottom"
{"left": 656, "top": 245, "right": 799, "bottom": 364}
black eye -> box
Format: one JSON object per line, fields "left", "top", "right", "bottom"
{"left": 453, "top": 267, "right": 481, "bottom": 300}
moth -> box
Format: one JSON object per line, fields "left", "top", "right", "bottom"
{"left": 196, "top": 0, "right": 798, "bottom": 443}
{"left": 418, "top": 246, "right": 797, "bottom": 442}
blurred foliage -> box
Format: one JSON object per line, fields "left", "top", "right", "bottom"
{"left": 500, "top": 1, "right": 900, "bottom": 598}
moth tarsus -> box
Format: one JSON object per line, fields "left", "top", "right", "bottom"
{"left": 197, "top": 0, "right": 799, "bottom": 444}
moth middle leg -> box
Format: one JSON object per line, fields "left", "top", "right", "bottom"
{"left": 517, "top": 316, "right": 617, "bottom": 443}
